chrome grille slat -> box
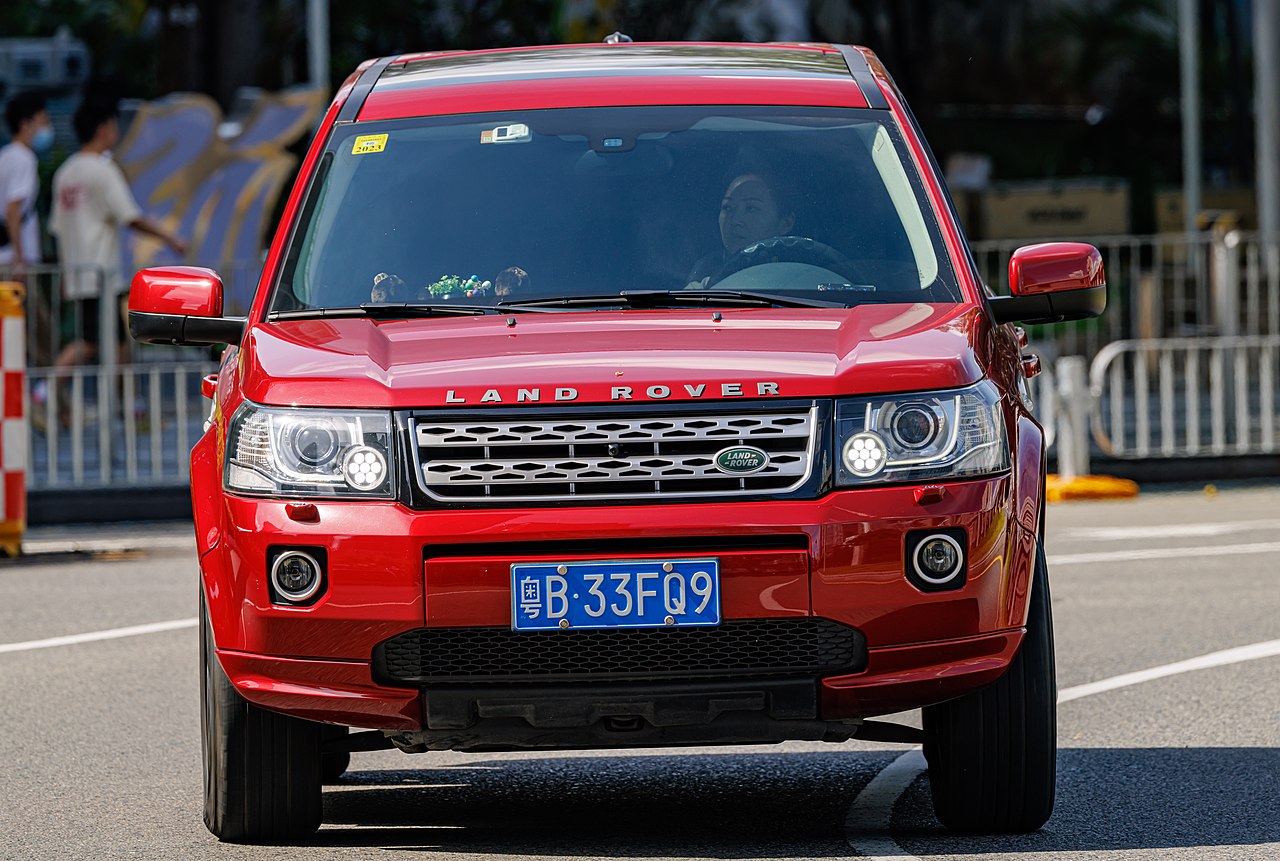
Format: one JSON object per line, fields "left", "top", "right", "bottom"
{"left": 422, "top": 453, "right": 808, "bottom": 485}
{"left": 415, "top": 414, "right": 812, "bottom": 447}
{"left": 411, "top": 407, "right": 817, "bottom": 502}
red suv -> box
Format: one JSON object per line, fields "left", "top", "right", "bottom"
{"left": 130, "top": 41, "right": 1104, "bottom": 844}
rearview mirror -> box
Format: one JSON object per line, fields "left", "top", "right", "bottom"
{"left": 988, "top": 242, "right": 1107, "bottom": 325}
{"left": 128, "top": 266, "right": 245, "bottom": 345}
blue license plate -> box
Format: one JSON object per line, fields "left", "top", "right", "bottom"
{"left": 511, "top": 558, "right": 720, "bottom": 632}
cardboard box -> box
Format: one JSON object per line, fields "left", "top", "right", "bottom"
{"left": 981, "top": 181, "right": 1130, "bottom": 240}
{"left": 1155, "top": 187, "right": 1256, "bottom": 233}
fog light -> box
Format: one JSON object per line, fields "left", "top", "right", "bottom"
{"left": 271, "top": 550, "right": 322, "bottom": 602}
{"left": 912, "top": 534, "right": 963, "bottom": 584}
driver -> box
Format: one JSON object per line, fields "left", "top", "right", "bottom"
{"left": 687, "top": 172, "right": 796, "bottom": 289}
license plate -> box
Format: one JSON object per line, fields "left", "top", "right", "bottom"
{"left": 511, "top": 558, "right": 720, "bottom": 632}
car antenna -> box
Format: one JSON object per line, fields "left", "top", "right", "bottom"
{"left": 604, "top": 32, "right": 633, "bottom": 43}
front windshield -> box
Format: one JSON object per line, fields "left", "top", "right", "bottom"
{"left": 270, "top": 106, "right": 962, "bottom": 313}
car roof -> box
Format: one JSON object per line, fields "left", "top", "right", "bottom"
{"left": 352, "top": 42, "right": 883, "bottom": 122}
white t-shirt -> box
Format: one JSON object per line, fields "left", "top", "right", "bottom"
{"left": 0, "top": 141, "right": 40, "bottom": 264}
{"left": 49, "top": 151, "right": 142, "bottom": 299}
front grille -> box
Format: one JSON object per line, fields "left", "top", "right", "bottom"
{"left": 373, "top": 618, "right": 866, "bottom": 685}
{"left": 409, "top": 407, "right": 817, "bottom": 502}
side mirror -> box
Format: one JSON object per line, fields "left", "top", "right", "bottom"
{"left": 128, "top": 266, "right": 245, "bottom": 345}
{"left": 988, "top": 242, "right": 1107, "bottom": 325}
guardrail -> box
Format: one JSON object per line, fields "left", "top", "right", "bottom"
{"left": 13, "top": 236, "right": 1280, "bottom": 490}
{"left": 1088, "top": 335, "right": 1280, "bottom": 458}
{"left": 27, "top": 361, "right": 216, "bottom": 489}
{"left": 0, "top": 262, "right": 252, "bottom": 371}
{"left": 972, "top": 231, "right": 1280, "bottom": 361}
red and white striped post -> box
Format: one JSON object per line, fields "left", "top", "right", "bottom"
{"left": 0, "top": 282, "right": 26, "bottom": 556}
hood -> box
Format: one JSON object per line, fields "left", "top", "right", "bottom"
{"left": 239, "top": 303, "right": 990, "bottom": 408}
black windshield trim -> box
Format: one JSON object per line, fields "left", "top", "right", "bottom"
{"left": 502, "top": 289, "right": 853, "bottom": 310}
{"left": 269, "top": 304, "right": 495, "bottom": 321}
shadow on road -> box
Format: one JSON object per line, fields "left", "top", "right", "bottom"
{"left": 316, "top": 750, "right": 894, "bottom": 857}
{"left": 302, "top": 746, "right": 1278, "bottom": 857}
{"left": 894, "top": 746, "right": 1280, "bottom": 856}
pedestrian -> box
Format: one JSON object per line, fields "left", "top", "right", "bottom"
{"left": 0, "top": 91, "right": 52, "bottom": 278}
{"left": 49, "top": 96, "right": 186, "bottom": 372}
{"left": 1, "top": 90, "right": 56, "bottom": 369}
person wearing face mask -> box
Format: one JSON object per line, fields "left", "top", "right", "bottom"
{"left": 686, "top": 171, "right": 797, "bottom": 289}
{"left": 0, "top": 91, "right": 54, "bottom": 279}
{"left": 49, "top": 96, "right": 187, "bottom": 373}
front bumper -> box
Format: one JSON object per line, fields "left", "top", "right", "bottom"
{"left": 204, "top": 474, "right": 1036, "bottom": 734}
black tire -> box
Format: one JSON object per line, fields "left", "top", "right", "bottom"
{"left": 922, "top": 543, "right": 1057, "bottom": 833}
{"left": 201, "top": 593, "right": 322, "bottom": 843}
{"left": 320, "top": 726, "right": 350, "bottom": 783}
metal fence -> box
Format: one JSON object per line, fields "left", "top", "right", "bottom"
{"left": 12, "top": 234, "right": 1280, "bottom": 489}
{"left": 0, "top": 262, "right": 227, "bottom": 370}
{"left": 27, "top": 361, "right": 217, "bottom": 489}
{"left": 975, "top": 231, "right": 1280, "bottom": 465}
{"left": 0, "top": 261, "right": 227, "bottom": 490}
{"left": 971, "top": 231, "right": 1280, "bottom": 361}
{"left": 1089, "top": 335, "right": 1280, "bottom": 458}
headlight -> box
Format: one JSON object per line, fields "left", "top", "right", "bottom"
{"left": 835, "top": 380, "right": 1008, "bottom": 486}
{"left": 225, "top": 402, "right": 395, "bottom": 498}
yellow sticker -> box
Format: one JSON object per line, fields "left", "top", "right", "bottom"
{"left": 351, "top": 134, "right": 388, "bottom": 155}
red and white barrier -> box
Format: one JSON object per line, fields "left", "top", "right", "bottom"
{"left": 0, "top": 283, "right": 25, "bottom": 556}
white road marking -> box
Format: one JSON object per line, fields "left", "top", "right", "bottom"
{"left": 0, "top": 618, "right": 196, "bottom": 654}
{"left": 842, "top": 748, "right": 927, "bottom": 859}
{"left": 18, "top": 535, "right": 195, "bottom": 555}
{"left": 1048, "top": 540, "right": 1280, "bottom": 566}
{"left": 3, "top": 534, "right": 1274, "bottom": 856}
{"left": 1058, "top": 638, "right": 1280, "bottom": 703}
{"left": 318, "top": 823, "right": 465, "bottom": 830}
{"left": 1058, "top": 519, "right": 1280, "bottom": 541}
{"left": 843, "top": 637, "right": 1280, "bottom": 857}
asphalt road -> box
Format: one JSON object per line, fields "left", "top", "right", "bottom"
{"left": 1, "top": 487, "right": 1277, "bottom": 860}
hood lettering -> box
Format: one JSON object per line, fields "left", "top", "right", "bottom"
{"left": 436, "top": 381, "right": 779, "bottom": 404}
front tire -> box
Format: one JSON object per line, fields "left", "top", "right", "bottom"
{"left": 320, "top": 726, "right": 350, "bottom": 783}
{"left": 922, "top": 543, "right": 1057, "bottom": 833}
{"left": 200, "top": 593, "right": 322, "bottom": 843}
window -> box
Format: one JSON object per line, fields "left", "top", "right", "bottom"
{"left": 272, "top": 106, "right": 961, "bottom": 314}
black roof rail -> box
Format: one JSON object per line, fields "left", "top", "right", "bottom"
{"left": 834, "top": 45, "right": 889, "bottom": 110}
{"left": 336, "top": 55, "right": 399, "bottom": 123}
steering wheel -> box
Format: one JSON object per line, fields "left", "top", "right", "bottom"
{"left": 709, "top": 235, "right": 857, "bottom": 287}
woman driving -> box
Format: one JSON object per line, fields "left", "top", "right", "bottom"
{"left": 687, "top": 172, "right": 797, "bottom": 288}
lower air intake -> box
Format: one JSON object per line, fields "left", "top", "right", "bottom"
{"left": 373, "top": 618, "right": 867, "bottom": 685}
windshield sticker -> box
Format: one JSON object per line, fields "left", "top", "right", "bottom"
{"left": 481, "top": 123, "right": 531, "bottom": 145}
{"left": 351, "top": 134, "right": 389, "bottom": 155}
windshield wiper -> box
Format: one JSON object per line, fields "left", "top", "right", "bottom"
{"left": 502, "top": 289, "right": 856, "bottom": 310}
{"left": 268, "top": 303, "right": 533, "bottom": 321}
